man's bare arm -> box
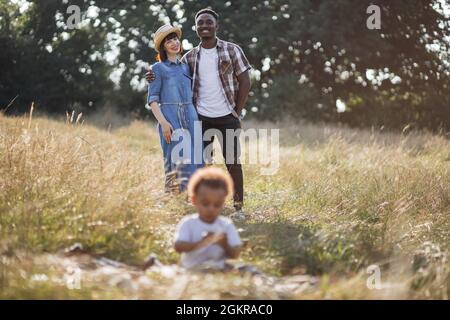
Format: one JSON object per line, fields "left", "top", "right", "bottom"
{"left": 235, "top": 70, "right": 251, "bottom": 116}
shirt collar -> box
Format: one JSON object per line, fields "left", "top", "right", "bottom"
{"left": 196, "top": 37, "right": 223, "bottom": 52}
{"left": 164, "top": 58, "right": 181, "bottom": 66}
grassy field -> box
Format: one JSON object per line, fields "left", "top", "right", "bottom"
{"left": 0, "top": 110, "right": 449, "bottom": 299}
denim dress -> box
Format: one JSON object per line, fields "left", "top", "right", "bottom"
{"left": 147, "top": 59, "right": 204, "bottom": 191}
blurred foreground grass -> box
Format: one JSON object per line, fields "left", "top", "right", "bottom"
{"left": 0, "top": 110, "right": 449, "bottom": 299}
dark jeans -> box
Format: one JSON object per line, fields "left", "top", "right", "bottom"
{"left": 199, "top": 113, "right": 243, "bottom": 210}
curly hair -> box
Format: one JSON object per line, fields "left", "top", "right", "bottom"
{"left": 187, "top": 167, "right": 234, "bottom": 200}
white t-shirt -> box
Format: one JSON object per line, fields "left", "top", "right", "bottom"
{"left": 174, "top": 214, "right": 242, "bottom": 270}
{"left": 196, "top": 47, "right": 231, "bottom": 118}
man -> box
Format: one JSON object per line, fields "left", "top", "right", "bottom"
{"left": 146, "top": 8, "right": 252, "bottom": 215}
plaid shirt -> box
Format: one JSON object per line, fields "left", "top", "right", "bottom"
{"left": 180, "top": 38, "right": 251, "bottom": 118}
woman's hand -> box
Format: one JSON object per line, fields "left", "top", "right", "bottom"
{"left": 160, "top": 120, "right": 174, "bottom": 144}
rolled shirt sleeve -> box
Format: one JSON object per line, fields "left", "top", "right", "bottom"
{"left": 232, "top": 44, "right": 251, "bottom": 77}
{"left": 147, "top": 63, "right": 162, "bottom": 107}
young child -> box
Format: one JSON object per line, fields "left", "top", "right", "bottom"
{"left": 174, "top": 167, "right": 242, "bottom": 271}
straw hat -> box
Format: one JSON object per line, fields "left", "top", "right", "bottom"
{"left": 153, "top": 24, "right": 182, "bottom": 53}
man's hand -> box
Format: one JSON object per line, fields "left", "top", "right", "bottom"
{"left": 234, "top": 107, "right": 245, "bottom": 121}
{"left": 234, "top": 70, "right": 251, "bottom": 118}
{"left": 146, "top": 68, "right": 156, "bottom": 83}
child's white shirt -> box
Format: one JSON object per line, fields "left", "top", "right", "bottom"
{"left": 174, "top": 214, "right": 242, "bottom": 270}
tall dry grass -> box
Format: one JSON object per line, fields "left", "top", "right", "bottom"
{"left": 0, "top": 109, "right": 449, "bottom": 299}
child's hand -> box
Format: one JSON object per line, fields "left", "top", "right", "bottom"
{"left": 198, "top": 232, "right": 216, "bottom": 247}
{"left": 215, "top": 233, "right": 228, "bottom": 248}
{"left": 198, "top": 232, "right": 227, "bottom": 248}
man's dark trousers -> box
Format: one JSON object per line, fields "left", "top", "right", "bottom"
{"left": 198, "top": 113, "right": 243, "bottom": 210}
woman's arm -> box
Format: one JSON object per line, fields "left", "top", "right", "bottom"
{"left": 149, "top": 102, "right": 167, "bottom": 124}
{"left": 147, "top": 64, "right": 173, "bottom": 143}
{"left": 149, "top": 102, "right": 173, "bottom": 144}
{"left": 147, "top": 63, "right": 162, "bottom": 106}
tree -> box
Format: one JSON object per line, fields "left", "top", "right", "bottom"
{"left": 0, "top": 0, "right": 117, "bottom": 114}
{"left": 1, "top": 0, "right": 448, "bottom": 131}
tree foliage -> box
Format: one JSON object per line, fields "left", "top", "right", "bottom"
{"left": 1, "top": 0, "right": 448, "bottom": 130}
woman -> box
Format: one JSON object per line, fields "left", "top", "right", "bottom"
{"left": 147, "top": 24, "right": 203, "bottom": 192}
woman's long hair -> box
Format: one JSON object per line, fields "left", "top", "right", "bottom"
{"left": 156, "top": 32, "right": 183, "bottom": 62}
